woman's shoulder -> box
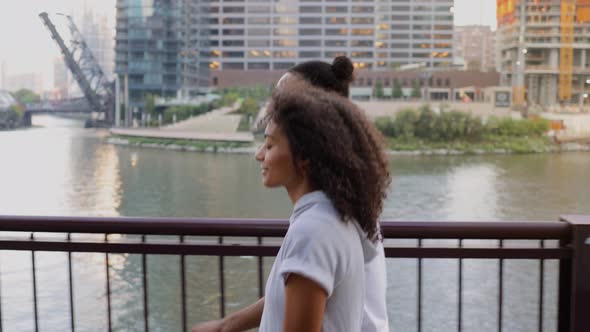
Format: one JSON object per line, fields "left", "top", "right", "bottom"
{"left": 290, "top": 201, "right": 356, "bottom": 240}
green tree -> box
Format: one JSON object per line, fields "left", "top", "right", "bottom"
{"left": 411, "top": 81, "right": 422, "bottom": 99}
{"left": 239, "top": 98, "right": 260, "bottom": 117}
{"left": 12, "top": 89, "right": 40, "bottom": 104}
{"left": 391, "top": 81, "right": 403, "bottom": 99}
{"left": 372, "top": 81, "right": 384, "bottom": 99}
{"left": 144, "top": 94, "right": 158, "bottom": 117}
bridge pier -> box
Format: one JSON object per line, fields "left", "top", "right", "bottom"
{"left": 22, "top": 112, "right": 32, "bottom": 127}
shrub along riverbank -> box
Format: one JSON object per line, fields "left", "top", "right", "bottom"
{"left": 374, "top": 106, "right": 556, "bottom": 154}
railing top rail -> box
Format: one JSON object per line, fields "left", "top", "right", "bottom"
{"left": 0, "top": 215, "right": 572, "bottom": 240}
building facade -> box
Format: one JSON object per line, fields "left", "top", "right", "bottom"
{"left": 497, "top": 0, "right": 590, "bottom": 108}
{"left": 183, "top": 0, "right": 454, "bottom": 93}
{"left": 115, "top": 0, "right": 184, "bottom": 110}
{"left": 116, "top": 0, "right": 455, "bottom": 106}
{"left": 81, "top": 10, "right": 116, "bottom": 81}
{"left": 454, "top": 25, "right": 496, "bottom": 72}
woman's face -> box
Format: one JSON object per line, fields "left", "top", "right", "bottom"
{"left": 255, "top": 120, "right": 300, "bottom": 189}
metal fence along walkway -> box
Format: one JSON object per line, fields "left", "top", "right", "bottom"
{"left": 0, "top": 215, "right": 588, "bottom": 332}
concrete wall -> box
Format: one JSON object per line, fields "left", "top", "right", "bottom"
{"left": 355, "top": 101, "right": 513, "bottom": 120}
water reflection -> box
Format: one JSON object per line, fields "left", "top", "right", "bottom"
{"left": 0, "top": 116, "right": 588, "bottom": 331}
{"left": 445, "top": 164, "right": 499, "bottom": 220}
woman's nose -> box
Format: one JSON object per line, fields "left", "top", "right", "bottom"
{"left": 255, "top": 144, "right": 264, "bottom": 161}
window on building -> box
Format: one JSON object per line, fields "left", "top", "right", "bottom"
{"left": 223, "top": 62, "right": 244, "bottom": 70}
{"left": 248, "top": 63, "right": 270, "bottom": 70}
{"left": 299, "top": 28, "right": 322, "bottom": 36}
{"left": 300, "top": 40, "right": 322, "bottom": 47}
{"left": 274, "top": 62, "right": 296, "bottom": 69}
{"left": 326, "top": 17, "right": 348, "bottom": 24}
{"left": 326, "top": 6, "right": 348, "bottom": 13}
{"left": 274, "top": 39, "right": 297, "bottom": 47}
{"left": 300, "top": 17, "right": 322, "bottom": 24}
{"left": 299, "top": 51, "right": 322, "bottom": 58}
{"left": 300, "top": 6, "right": 322, "bottom": 13}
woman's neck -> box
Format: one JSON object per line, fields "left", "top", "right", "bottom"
{"left": 286, "top": 178, "right": 315, "bottom": 205}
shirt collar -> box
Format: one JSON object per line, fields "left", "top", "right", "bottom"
{"left": 289, "top": 191, "right": 330, "bottom": 224}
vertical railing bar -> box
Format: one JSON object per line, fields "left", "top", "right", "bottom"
{"left": 257, "top": 237, "right": 264, "bottom": 298}
{"left": 142, "top": 235, "right": 149, "bottom": 332}
{"left": 67, "top": 233, "right": 75, "bottom": 332}
{"left": 30, "top": 233, "right": 39, "bottom": 332}
{"left": 557, "top": 238, "right": 571, "bottom": 332}
{"left": 418, "top": 238, "right": 422, "bottom": 332}
{"left": 218, "top": 236, "right": 226, "bottom": 318}
{"left": 539, "top": 240, "right": 545, "bottom": 332}
{"left": 0, "top": 245, "right": 3, "bottom": 332}
{"left": 458, "top": 239, "right": 463, "bottom": 332}
{"left": 180, "top": 235, "right": 187, "bottom": 332}
{"left": 498, "top": 239, "right": 504, "bottom": 332}
{"left": 105, "top": 234, "right": 112, "bottom": 332}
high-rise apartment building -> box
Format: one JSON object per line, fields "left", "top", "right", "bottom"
{"left": 81, "top": 11, "right": 116, "bottom": 81}
{"left": 115, "top": 0, "right": 184, "bottom": 109}
{"left": 183, "top": 0, "right": 454, "bottom": 93}
{"left": 454, "top": 25, "right": 496, "bottom": 72}
{"left": 497, "top": 0, "right": 590, "bottom": 107}
{"left": 116, "top": 0, "right": 454, "bottom": 105}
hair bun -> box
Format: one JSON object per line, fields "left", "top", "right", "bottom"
{"left": 331, "top": 56, "right": 354, "bottom": 83}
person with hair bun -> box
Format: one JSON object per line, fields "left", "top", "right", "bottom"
{"left": 192, "top": 58, "right": 390, "bottom": 332}
{"left": 280, "top": 56, "right": 389, "bottom": 332}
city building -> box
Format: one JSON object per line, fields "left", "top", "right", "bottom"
{"left": 53, "top": 57, "right": 69, "bottom": 99}
{"left": 115, "top": 0, "right": 183, "bottom": 110}
{"left": 453, "top": 25, "right": 496, "bottom": 72}
{"left": 183, "top": 0, "right": 455, "bottom": 93}
{"left": 497, "top": 0, "right": 590, "bottom": 108}
{"left": 81, "top": 9, "right": 115, "bottom": 80}
{"left": 116, "top": 0, "right": 456, "bottom": 108}
{"left": 211, "top": 68, "right": 499, "bottom": 101}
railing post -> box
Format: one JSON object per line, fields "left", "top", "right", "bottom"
{"left": 560, "top": 215, "right": 590, "bottom": 332}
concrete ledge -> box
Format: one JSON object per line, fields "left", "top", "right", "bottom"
{"left": 110, "top": 128, "right": 254, "bottom": 143}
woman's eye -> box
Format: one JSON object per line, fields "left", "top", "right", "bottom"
{"left": 266, "top": 144, "right": 273, "bottom": 150}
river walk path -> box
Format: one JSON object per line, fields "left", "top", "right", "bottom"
{"left": 110, "top": 101, "right": 255, "bottom": 143}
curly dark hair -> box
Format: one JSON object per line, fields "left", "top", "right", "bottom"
{"left": 288, "top": 56, "right": 355, "bottom": 97}
{"left": 266, "top": 80, "right": 391, "bottom": 241}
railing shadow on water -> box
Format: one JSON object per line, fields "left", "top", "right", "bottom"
{"left": 0, "top": 215, "right": 588, "bottom": 332}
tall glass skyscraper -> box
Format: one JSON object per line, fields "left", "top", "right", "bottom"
{"left": 115, "top": 0, "right": 184, "bottom": 109}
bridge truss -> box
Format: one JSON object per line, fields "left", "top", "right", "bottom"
{"left": 39, "top": 12, "right": 114, "bottom": 125}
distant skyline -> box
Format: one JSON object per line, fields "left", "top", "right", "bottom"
{"left": 0, "top": 0, "right": 496, "bottom": 91}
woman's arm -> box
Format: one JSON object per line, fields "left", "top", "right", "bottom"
{"left": 192, "top": 297, "right": 264, "bottom": 332}
{"left": 283, "top": 274, "right": 327, "bottom": 332}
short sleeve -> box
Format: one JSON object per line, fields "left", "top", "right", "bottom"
{"left": 278, "top": 219, "right": 345, "bottom": 297}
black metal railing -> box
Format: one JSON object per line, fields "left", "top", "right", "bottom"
{"left": 0, "top": 215, "right": 588, "bottom": 332}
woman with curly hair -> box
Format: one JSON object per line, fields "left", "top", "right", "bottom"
{"left": 284, "top": 56, "right": 390, "bottom": 332}
{"left": 192, "top": 58, "right": 390, "bottom": 332}
{"left": 255, "top": 79, "right": 390, "bottom": 332}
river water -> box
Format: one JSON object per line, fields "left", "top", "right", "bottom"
{"left": 0, "top": 115, "right": 588, "bottom": 331}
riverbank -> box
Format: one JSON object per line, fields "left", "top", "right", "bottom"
{"left": 108, "top": 135, "right": 255, "bottom": 153}
{"left": 108, "top": 134, "right": 590, "bottom": 155}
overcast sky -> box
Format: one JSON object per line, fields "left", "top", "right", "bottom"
{"left": 0, "top": 0, "right": 496, "bottom": 90}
